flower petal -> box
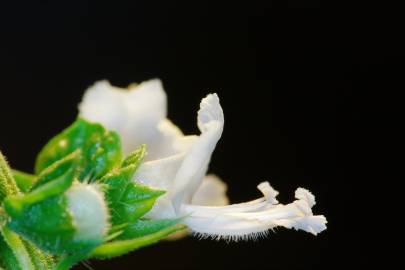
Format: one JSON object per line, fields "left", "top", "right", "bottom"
{"left": 134, "top": 94, "right": 224, "bottom": 218}
{"left": 191, "top": 174, "right": 229, "bottom": 206}
{"left": 163, "top": 174, "right": 229, "bottom": 241}
{"left": 79, "top": 79, "right": 181, "bottom": 158}
{"left": 133, "top": 135, "right": 197, "bottom": 219}
{"left": 182, "top": 182, "right": 327, "bottom": 241}
{"left": 169, "top": 94, "right": 224, "bottom": 211}
{"left": 79, "top": 80, "right": 128, "bottom": 133}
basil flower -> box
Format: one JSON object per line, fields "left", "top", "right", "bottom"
{"left": 79, "top": 79, "right": 327, "bottom": 240}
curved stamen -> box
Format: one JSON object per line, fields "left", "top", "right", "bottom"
{"left": 182, "top": 182, "right": 327, "bottom": 241}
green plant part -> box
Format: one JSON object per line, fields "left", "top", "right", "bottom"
{"left": 120, "top": 144, "right": 146, "bottom": 168}
{"left": 1, "top": 229, "right": 54, "bottom": 270}
{"left": 90, "top": 223, "right": 186, "bottom": 259}
{"left": 1, "top": 151, "right": 55, "bottom": 270}
{"left": 0, "top": 232, "right": 21, "bottom": 270}
{"left": 4, "top": 151, "right": 109, "bottom": 255}
{"left": 21, "top": 240, "right": 54, "bottom": 270}
{"left": 102, "top": 166, "right": 165, "bottom": 226}
{"left": 89, "top": 146, "right": 183, "bottom": 236}
{"left": 31, "top": 150, "right": 80, "bottom": 191}
{"left": 2, "top": 139, "right": 185, "bottom": 270}
{"left": 11, "top": 170, "right": 36, "bottom": 193}
{"left": 52, "top": 223, "right": 186, "bottom": 270}
{"left": 4, "top": 180, "right": 109, "bottom": 255}
{"left": 0, "top": 227, "right": 35, "bottom": 270}
{"left": 1, "top": 114, "right": 189, "bottom": 270}
{"left": 117, "top": 218, "right": 182, "bottom": 240}
{"left": 35, "top": 118, "right": 122, "bottom": 181}
{"left": 0, "top": 153, "right": 19, "bottom": 203}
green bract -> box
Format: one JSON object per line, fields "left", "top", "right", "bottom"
{"left": 3, "top": 152, "right": 103, "bottom": 254}
{"left": 35, "top": 118, "right": 122, "bottom": 181}
{"left": 117, "top": 218, "right": 182, "bottom": 240}
{"left": 10, "top": 170, "right": 35, "bottom": 193}
{"left": 0, "top": 119, "right": 184, "bottom": 270}
{"left": 1, "top": 152, "right": 55, "bottom": 270}
{"left": 101, "top": 145, "right": 165, "bottom": 226}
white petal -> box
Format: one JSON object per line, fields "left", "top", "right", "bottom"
{"left": 133, "top": 135, "right": 198, "bottom": 219}
{"left": 191, "top": 174, "right": 229, "bottom": 206}
{"left": 134, "top": 94, "right": 224, "bottom": 218}
{"left": 78, "top": 80, "right": 128, "bottom": 133}
{"left": 165, "top": 174, "right": 229, "bottom": 241}
{"left": 182, "top": 182, "right": 327, "bottom": 241}
{"left": 134, "top": 135, "right": 198, "bottom": 189}
{"left": 133, "top": 153, "right": 181, "bottom": 219}
{"left": 119, "top": 80, "right": 175, "bottom": 158}
{"left": 134, "top": 152, "right": 186, "bottom": 191}
{"left": 151, "top": 119, "right": 185, "bottom": 160}
{"left": 79, "top": 79, "right": 181, "bottom": 158}
{"left": 169, "top": 94, "right": 224, "bottom": 211}
{"left": 125, "top": 79, "right": 167, "bottom": 121}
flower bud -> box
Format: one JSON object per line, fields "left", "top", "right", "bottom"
{"left": 66, "top": 183, "right": 109, "bottom": 243}
{"left": 4, "top": 182, "right": 110, "bottom": 255}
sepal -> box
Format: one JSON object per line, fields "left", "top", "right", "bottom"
{"left": 90, "top": 224, "right": 186, "bottom": 259}
{"left": 11, "top": 170, "right": 36, "bottom": 193}
{"left": 101, "top": 146, "right": 165, "bottom": 226}
{"left": 117, "top": 218, "right": 181, "bottom": 240}
{"left": 4, "top": 181, "right": 109, "bottom": 255}
{"left": 102, "top": 166, "right": 165, "bottom": 226}
{"left": 35, "top": 118, "right": 122, "bottom": 181}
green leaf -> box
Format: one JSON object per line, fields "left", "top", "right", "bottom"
{"left": 22, "top": 239, "right": 55, "bottom": 270}
{"left": 1, "top": 151, "right": 54, "bottom": 270}
{"left": 0, "top": 153, "right": 33, "bottom": 269}
{"left": 0, "top": 227, "right": 35, "bottom": 270}
{"left": 54, "top": 253, "right": 89, "bottom": 270}
{"left": 4, "top": 173, "right": 103, "bottom": 255}
{"left": 0, "top": 233, "right": 48, "bottom": 270}
{"left": 35, "top": 118, "right": 122, "bottom": 181}
{"left": 3, "top": 167, "right": 98, "bottom": 254}
{"left": 31, "top": 150, "right": 80, "bottom": 191}
{"left": 5, "top": 192, "right": 102, "bottom": 255}
{"left": 12, "top": 170, "right": 36, "bottom": 193}
{"left": 4, "top": 194, "right": 77, "bottom": 255}
{"left": 101, "top": 166, "right": 136, "bottom": 208}
{"left": 4, "top": 155, "right": 76, "bottom": 216}
{"left": 121, "top": 144, "right": 146, "bottom": 169}
{"left": 117, "top": 183, "right": 165, "bottom": 223}
{"left": 0, "top": 234, "right": 22, "bottom": 270}
{"left": 118, "top": 218, "right": 181, "bottom": 240}
{"left": 0, "top": 151, "right": 19, "bottom": 202}
{"left": 90, "top": 224, "right": 186, "bottom": 259}
{"left": 101, "top": 164, "right": 165, "bottom": 226}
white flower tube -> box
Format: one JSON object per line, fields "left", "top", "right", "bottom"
{"left": 79, "top": 79, "right": 327, "bottom": 240}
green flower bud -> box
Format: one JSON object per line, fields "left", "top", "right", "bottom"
{"left": 4, "top": 181, "right": 109, "bottom": 255}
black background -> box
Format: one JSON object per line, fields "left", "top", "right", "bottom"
{"left": 0, "top": 2, "right": 402, "bottom": 269}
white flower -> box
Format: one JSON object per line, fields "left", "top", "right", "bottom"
{"left": 79, "top": 79, "right": 327, "bottom": 240}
